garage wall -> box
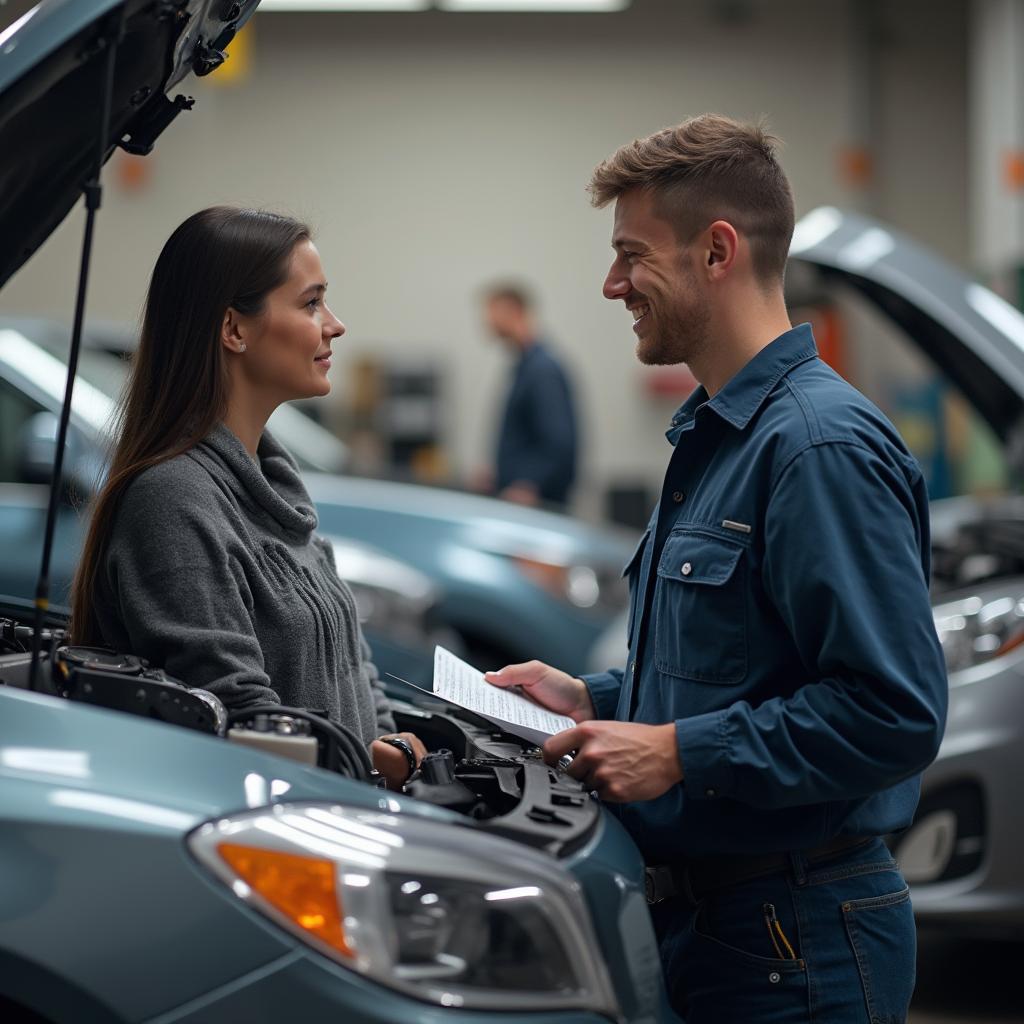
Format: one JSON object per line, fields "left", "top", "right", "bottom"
{"left": 0, "top": 0, "right": 969, "bottom": 515}
{"left": 872, "top": 0, "right": 970, "bottom": 262}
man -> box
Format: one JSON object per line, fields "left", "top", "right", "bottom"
{"left": 478, "top": 284, "right": 578, "bottom": 508}
{"left": 485, "top": 115, "right": 947, "bottom": 1022}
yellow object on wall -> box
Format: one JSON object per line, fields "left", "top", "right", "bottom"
{"left": 205, "top": 22, "right": 253, "bottom": 86}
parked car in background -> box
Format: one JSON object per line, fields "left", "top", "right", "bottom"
{"left": 793, "top": 208, "right": 1024, "bottom": 938}
{"left": 0, "top": 317, "right": 445, "bottom": 684}
{"left": 0, "top": 315, "right": 633, "bottom": 683}
{"left": 592, "top": 206, "right": 1024, "bottom": 938}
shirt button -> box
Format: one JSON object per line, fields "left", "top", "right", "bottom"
{"left": 681, "top": 562, "right": 693, "bottom": 576}
{"left": 672, "top": 490, "right": 685, "bottom": 503}
{"left": 630, "top": 661, "right": 636, "bottom": 673}
{"left": 705, "top": 788, "right": 716, "bottom": 797}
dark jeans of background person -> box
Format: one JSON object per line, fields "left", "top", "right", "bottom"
{"left": 649, "top": 838, "right": 915, "bottom": 1023}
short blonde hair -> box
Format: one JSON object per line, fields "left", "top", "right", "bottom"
{"left": 588, "top": 114, "right": 795, "bottom": 284}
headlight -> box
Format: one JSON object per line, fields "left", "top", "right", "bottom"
{"left": 509, "top": 556, "right": 626, "bottom": 613}
{"left": 933, "top": 580, "right": 1024, "bottom": 673}
{"left": 188, "top": 803, "right": 619, "bottom": 1016}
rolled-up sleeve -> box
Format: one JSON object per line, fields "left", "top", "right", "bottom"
{"left": 675, "top": 440, "right": 947, "bottom": 808}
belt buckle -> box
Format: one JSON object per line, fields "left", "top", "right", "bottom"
{"left": 644, "top": 864, "right": 699, "bottom": 907}
{"left": 644, "top": 865, "right": 673, "bottom": 906}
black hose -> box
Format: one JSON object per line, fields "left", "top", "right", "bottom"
{"left": 226, "top": 705, "right": 374, "bottom": 781}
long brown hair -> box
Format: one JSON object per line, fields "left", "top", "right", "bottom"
{"left": 71, "top": 206, "right": 311, "bottom": 643}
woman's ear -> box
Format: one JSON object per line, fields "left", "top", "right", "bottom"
{"left": 221, "top": 308, "right": 248, "bottom": 354}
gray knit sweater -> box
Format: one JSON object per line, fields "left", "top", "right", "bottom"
{"left": 95, "top": 423, "right": 395, "bottom": 745}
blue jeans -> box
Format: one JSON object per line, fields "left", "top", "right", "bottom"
{"left": 649, "top": 839, "right": 916, "bottom": 1023}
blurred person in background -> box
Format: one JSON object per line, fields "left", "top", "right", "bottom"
{"left": 473, "top": 283, "right": 578, "bottom": 509}
{"left": 486, "top": 116, "right": 947, "bottom": 1023}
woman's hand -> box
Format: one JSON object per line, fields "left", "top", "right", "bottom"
{"left": 371, "top": 731, "right": 428, "bottom": 790}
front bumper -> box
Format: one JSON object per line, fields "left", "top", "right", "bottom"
{"left": 147, "top": 948, "right": 619, "bottom": 1024}
{"left": 896, "top": 645, "right": 1024, "bottom": 936}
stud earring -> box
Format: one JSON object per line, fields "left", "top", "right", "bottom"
{"left": 239, "top": 343, "right": 246, "bottom": 353}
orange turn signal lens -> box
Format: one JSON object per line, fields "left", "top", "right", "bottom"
{"left": 217, "top": 843, "right": 352, "bottom": 957}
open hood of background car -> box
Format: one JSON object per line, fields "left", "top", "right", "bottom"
{"left": 790, "top": 206, "right": 1024, "bottom": 473}
{"left": 0, "top": 0, "right": 260, "bottom": 291}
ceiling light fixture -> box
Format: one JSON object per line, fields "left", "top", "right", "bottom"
{"left": 440, "top": 0, "right": 628, "bottom": 9}
{"left": 257, "top": 0, "right": 629, "bottom": 9}
{"left": 258, "top": 0, "right": 431, "bottom": 11}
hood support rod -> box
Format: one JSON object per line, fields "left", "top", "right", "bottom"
{"left": 28, "top": 10, "right": 124, "bottom": 691}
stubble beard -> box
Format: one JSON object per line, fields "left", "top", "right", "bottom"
{"left": 635, "top": 291, "right": 712, "bottom": 368}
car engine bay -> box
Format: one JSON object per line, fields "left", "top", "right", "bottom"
{"left": 0, "top": 606, "right": 599, "bottom": 860}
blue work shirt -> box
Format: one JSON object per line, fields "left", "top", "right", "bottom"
{"left": 582, "top": 324, "right": 947, "bottom": 862}
{"left": 496, "top": 341, "right": 578, "bottom": 506}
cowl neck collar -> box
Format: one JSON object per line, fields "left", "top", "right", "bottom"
{"left": 193, "top": 423, "right": 318, "bottom": 539}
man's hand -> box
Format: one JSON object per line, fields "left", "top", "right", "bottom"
{"left": 543, "top": 721, "right": 683, "bottom": 803}
{"left": 371, "top": 731, "right": 428, "bottom": 790}
{"left": 484, "top": 660, "right": 596, "bottom": 723}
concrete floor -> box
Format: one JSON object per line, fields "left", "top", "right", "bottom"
{"left": 909, "top": 932, "right": 1024, "bottom": 1023}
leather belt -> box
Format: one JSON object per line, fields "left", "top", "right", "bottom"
{"left": 644, "top": 835, "right": 876, "bottom": 906}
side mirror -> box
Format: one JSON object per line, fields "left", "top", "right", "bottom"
{"left": 17, "top": 411, "right": 99, "bottom": 497}
{"left": 17, "top": 410, "right": 60, "bottom": 484}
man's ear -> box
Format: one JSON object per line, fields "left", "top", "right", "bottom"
{"left": 705, "top": 220, "right": 739, "bottom": 279}
{"left": 221, "top": 308, "right": 247, "bottom": 354}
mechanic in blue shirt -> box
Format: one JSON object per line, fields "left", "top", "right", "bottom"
{"left": 486, "top": 115, "right": 947, "bottom": 1023}
{"left": 479, "top": 283, "right": 578, "bottom": 508}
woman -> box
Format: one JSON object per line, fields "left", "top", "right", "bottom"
{"left": 71, "top": 206, "right": 424, "bottom": 788}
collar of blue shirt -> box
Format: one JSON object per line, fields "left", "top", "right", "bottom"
{"left": 665, "top": 322, "right": 819, "bottom": 445}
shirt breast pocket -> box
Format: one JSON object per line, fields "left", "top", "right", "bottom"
{"left": 654, "top": 531, "right": 748, "bottom": 684}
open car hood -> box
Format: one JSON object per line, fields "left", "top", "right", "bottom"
{"left": 0, "top": 0, "right": 260, "bottom": 290}
{"left": 790, "top": 207, "right": 1024, "bottom": 472}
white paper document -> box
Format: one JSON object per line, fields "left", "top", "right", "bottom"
{"left": 432, "top": 645, "right": 575, "bottom": 747}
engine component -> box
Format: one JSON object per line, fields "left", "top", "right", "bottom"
{"left": 1, "top": 610, "right": 600, "bottom": 855}
{"left": 227, "top": 713, "right": 318, "bottom": 767}
{"left": 405, "top": 749, "right": 480, "bottom": 814}
{"left": 61, "top": 664, "right": 227, "bottom": 735}
{"left": 227, "top": 706, "right": 373, "bottom": 782}
{"left": 58, "top": 645, "right": 149, "bottom": 674}
{"left": 420, "top": 748, "right": 456, "bottom": 786}
{"left": 0, "top": 635, "right": 228, "bottom": 735}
